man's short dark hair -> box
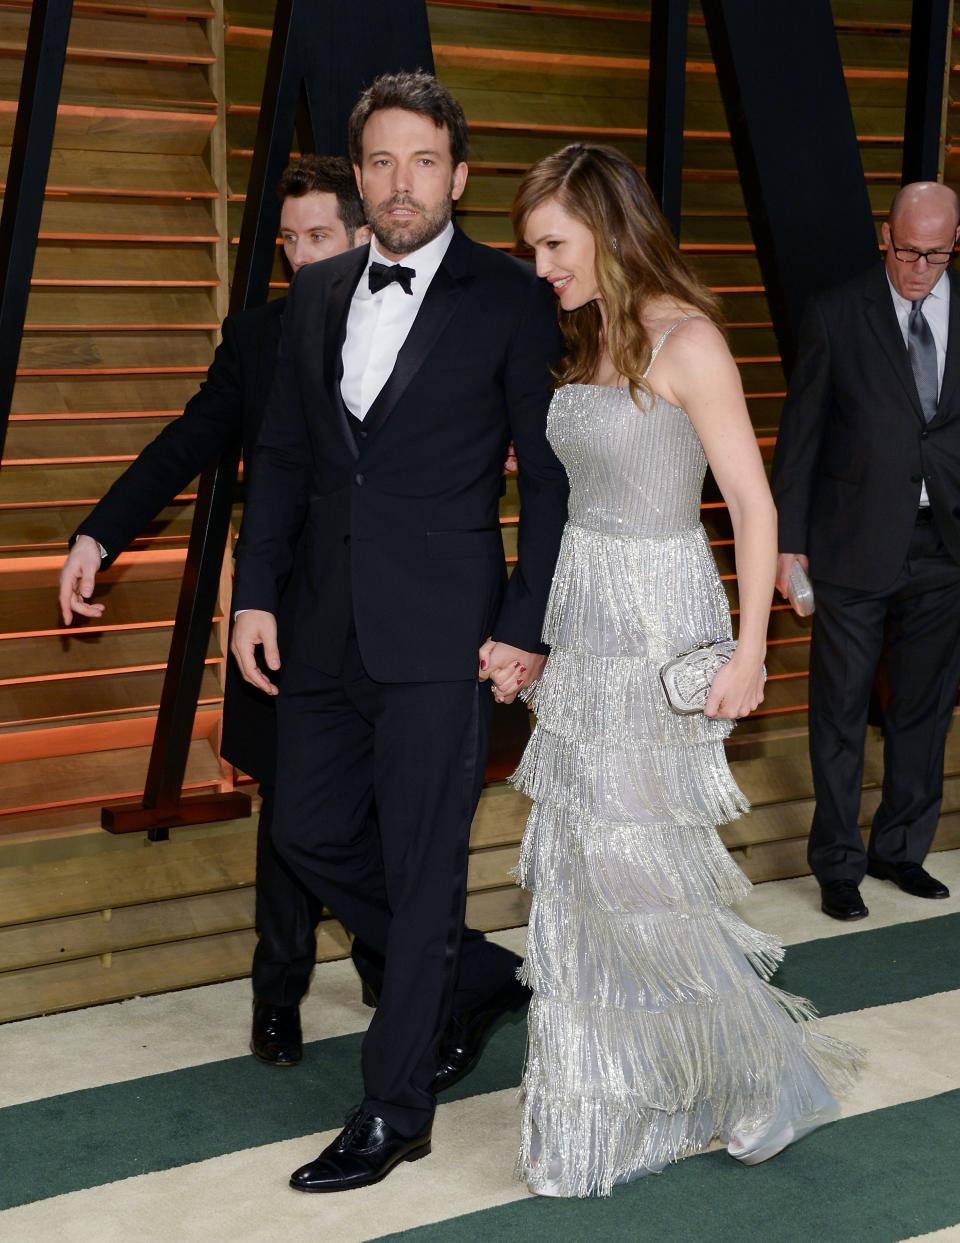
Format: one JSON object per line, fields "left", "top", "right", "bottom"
{"left": 348, "top": 71, "right": 469, "bottom": 169}
{"left": 276, "top": 155, "right": 366, "bottom": 236}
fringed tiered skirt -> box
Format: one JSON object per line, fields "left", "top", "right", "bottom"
{"left": 510, "top": 522, "right": 862, "bottom": 1197}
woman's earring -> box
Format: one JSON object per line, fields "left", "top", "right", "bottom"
{"left": 611, "top": 237, "right": 619, "bottom": 255}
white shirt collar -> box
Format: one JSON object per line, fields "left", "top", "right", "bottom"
{"left": 363, "top": 221, "right": 455, "bottom": 298}
{"left": 886, "top": 268, "right": 948, "bottom": 309}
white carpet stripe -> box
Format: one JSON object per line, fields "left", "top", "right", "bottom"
{"left": 2, "top": 991, "right": 957, "bottom": 1243}
{"left": 6, "top": 853, "right": 957, "bottom": 1109}
{"left": 736, "top": 849, "right": 960, "bottom": 946}
{"left": 901, "top": 1228, "right": 960, "bottom": 1241}
{"left": 0, "top": 929, "right": 522, "bottom": 1108}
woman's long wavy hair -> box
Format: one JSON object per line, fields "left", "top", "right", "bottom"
{"left": 512, "top": 144, "right": 723, "bottom": 405}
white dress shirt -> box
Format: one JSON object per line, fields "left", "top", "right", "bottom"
{"left": 887, "top": 269, "right": 950, "bottom": 507}
{"left": 340, "top": 221, "right": 454, "bottom": 419}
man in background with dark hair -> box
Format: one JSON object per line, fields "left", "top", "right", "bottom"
{"left": 58, "top": 156, "right": 371, "bottom": 1067}
{"left": 233, "top": 71, "right": 568, "bottom": 1193}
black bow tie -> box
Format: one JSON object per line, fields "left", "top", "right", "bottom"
{"left": 368, "top": 260, "right": 416, "bottom": 296}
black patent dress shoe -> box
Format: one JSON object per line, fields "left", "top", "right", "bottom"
{"left": 289, "top": 1110, "right": 431, "bottom": 1192}
{"left": 866, "top": 859, "right": 950, "bottom": 899}
{"left": 431, "top": 968, "right": 530, "bottom": 1093}
{"left": 251, "top": 1000, "right": 303, "bottom": 1066}
{"left": 820, "top": 881, "right": 869, "bottom": 921}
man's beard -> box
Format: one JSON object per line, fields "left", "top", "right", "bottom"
{"left": 365, "top": 192, "right": 452, "bottom": 256}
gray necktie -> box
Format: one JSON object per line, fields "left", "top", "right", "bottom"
{"left": 908, "top": 297, "right": 938, "bottom": 422}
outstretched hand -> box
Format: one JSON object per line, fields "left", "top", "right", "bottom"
{"left": 59, "top": 535, "right": 106, "bottom": 625}
{"left": 478, "top": 637, "right": 544, "bottom": 704}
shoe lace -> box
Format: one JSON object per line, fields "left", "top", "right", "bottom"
{"left": 340, "top": 1107, "right": 369, "bottom": 1148}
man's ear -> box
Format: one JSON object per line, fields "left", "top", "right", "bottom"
{"left": 451, "top": 161, "right": 469, "bottom": 203}
{"left": 353, "top": 163, "right": 363, "bottom": 196}
{"left": 353, "top": 224, "right": 372, "bottom": 248}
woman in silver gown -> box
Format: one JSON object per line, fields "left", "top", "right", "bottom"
{"left": 496, "top": 145, "right": 862, "bottom": 1198}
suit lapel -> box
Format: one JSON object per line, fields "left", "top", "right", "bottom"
{"left": 863, "top": 264, "right": 926, "bottom": 426}
{"left": 360, "top": 228, "right": 474, "bottom": 440}
{"left": 323, "top": 246, "right": 368, "bottom": 460}
{"left": 933, "top": 268, "right": 960, "bottom": 423}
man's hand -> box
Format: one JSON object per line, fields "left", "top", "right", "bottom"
{"left": 775, "top": 552, "right": 809, "bottom": 600}
{"left": 231, "top": 609, "right": 281, "bottom": 695}
{"left": 59, "top": 535, "right": 106, "bottom": 625}
{"left": 478, "top": 638, "right": 544, "bottom": 704}
{"left": 503, "top": 441, "right": 518, "bottom": 474}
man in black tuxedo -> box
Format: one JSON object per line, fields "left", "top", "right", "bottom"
{"left": 772, "top": 181, "right": 960, "bottom": 922}
{"left": 58, "top": 157, "right": 374, "bottom": 1064}
{"left": 231, "top": 71, "right": 568, "bottom": 1192}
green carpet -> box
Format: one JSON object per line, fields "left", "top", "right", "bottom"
{"left": 379, "top": 1091, "right": 960, "bottom": 1243}
{"left": 2, "top": 913, "right": 958, "bottom": 1212}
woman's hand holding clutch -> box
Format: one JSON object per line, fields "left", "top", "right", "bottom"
{"left": 703, "top": 648, "right": 766, "bottom": 720}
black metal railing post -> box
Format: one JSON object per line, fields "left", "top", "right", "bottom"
{"left": 646, "top": 0, "right": 688, "bottom": 239}
{"left": 902, "top": 0, "right": 952, "bottom": 185}
{"left": 0, "top": 0, "right": 73, "bottom": 464}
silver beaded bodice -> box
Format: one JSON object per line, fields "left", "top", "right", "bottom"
{"left": 547, "top": 385, "right": 706, "bottom": 539}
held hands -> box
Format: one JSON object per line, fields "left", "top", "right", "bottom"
{"left": 704, "top": 647, "right": 767, "bottom": 720}
{"left": 231, "top": 609, "right": 281, "bottom": 696}
{"left": 775, "top": 552, "right": 809, "bottom": 600}
{"left": 59, "top": 535, "right": 106, "bottom": 625}
{"left": 478, "top": 638, "right": 545, "bottom": 704}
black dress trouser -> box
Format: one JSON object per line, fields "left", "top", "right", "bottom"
{"left": 273, "top": 632, "right": 518, "bottom": 1137}
{"left": 808, "top": 510, "right": 960, "bottom": 886}
{"left": 250, "top": 785, "right": 322, "bottom": 1007}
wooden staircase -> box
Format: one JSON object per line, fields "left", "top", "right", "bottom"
{"left": 1, "top": 0, "right": 957, "bottom": 1021}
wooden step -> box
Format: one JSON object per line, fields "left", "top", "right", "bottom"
{"left": 0, "top": 501, "right": 196, "bottom": 556}
{"left": 35, "top": 199, "right": 218, "bottom": 245}
{"left": 0, "top": 149, "right": 217, "bottom": 198}
{"left": 0, "top": 54, "right": 216, "bottom": 114}
{"left": 24, "top": 288, "right": 219, "bottom": 332}
{"left": 1, "top": 664, "right": 224, "bottom": 730}
{"left": 0, "top": 625, "right": 218, "bottom": 682}
{"left": 18, "top": 331, "right": 215, "bottom": 376}
{"left": 0, "top": 9, "right": 216, "bottom": 65}
{"left": 11, "top": 375, "right": 203, "bottom": 416}
{"left": 1, "top": 561, "right": 198, "bottom": 638}
{"left": 0, "top": 732, "right": 224, "bottom": 820}
{"left": 29, "top": 245, "right": 219, "bottom": 288}
{"left": 0, "top": 782, "right": 525, "bottom": 927}
{"left": 0, "top": 1, "right": 215, "bottom": 17}
{"left": 0, "top": 107, "right": 215, "bottom": 159}
{"left": 0, "top": 884, "right": 533, "bottom": 1021}
{"left": 3, "top": 414, "right": 177, "bottom": 464}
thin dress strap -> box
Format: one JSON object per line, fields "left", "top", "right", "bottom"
{"left": 643, "top": 313, "right": 704, "bottom": 378}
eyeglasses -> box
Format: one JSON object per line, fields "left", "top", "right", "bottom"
{"left": 889, "top": 231, "right": 957, "bottom": 265}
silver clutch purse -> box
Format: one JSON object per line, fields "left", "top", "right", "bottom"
{"left": 659, "top": 638, "right": 739, "bottom": 715}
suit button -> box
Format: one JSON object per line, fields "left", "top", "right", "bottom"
{"left": 920, "top": 430, "right": 929, "bottom": 440}
{"left": 354, "top": 473, "right": 365, "bottom": 485}
{"left": 343, "top": 534, "right": 351, "bottom": 546}
{"left": 358, "top": 429, "right": 368, "bottom": 439}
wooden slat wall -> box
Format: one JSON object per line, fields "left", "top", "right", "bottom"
{"left": 1, "top": 0, "right": 957, "bottom": 1022}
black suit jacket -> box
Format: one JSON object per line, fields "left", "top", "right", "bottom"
{"left": 771, "top": 263, "right": 960, "bottom": 591}
{"left": 74, "top": 299, "right": 286, "bottom": 783}
{"left": 233, "top": 227, "right": 569, "bottom": 682}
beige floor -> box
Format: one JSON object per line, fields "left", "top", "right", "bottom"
{"left": 2, "top": 854, "right": 959, "bottom": 1241}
